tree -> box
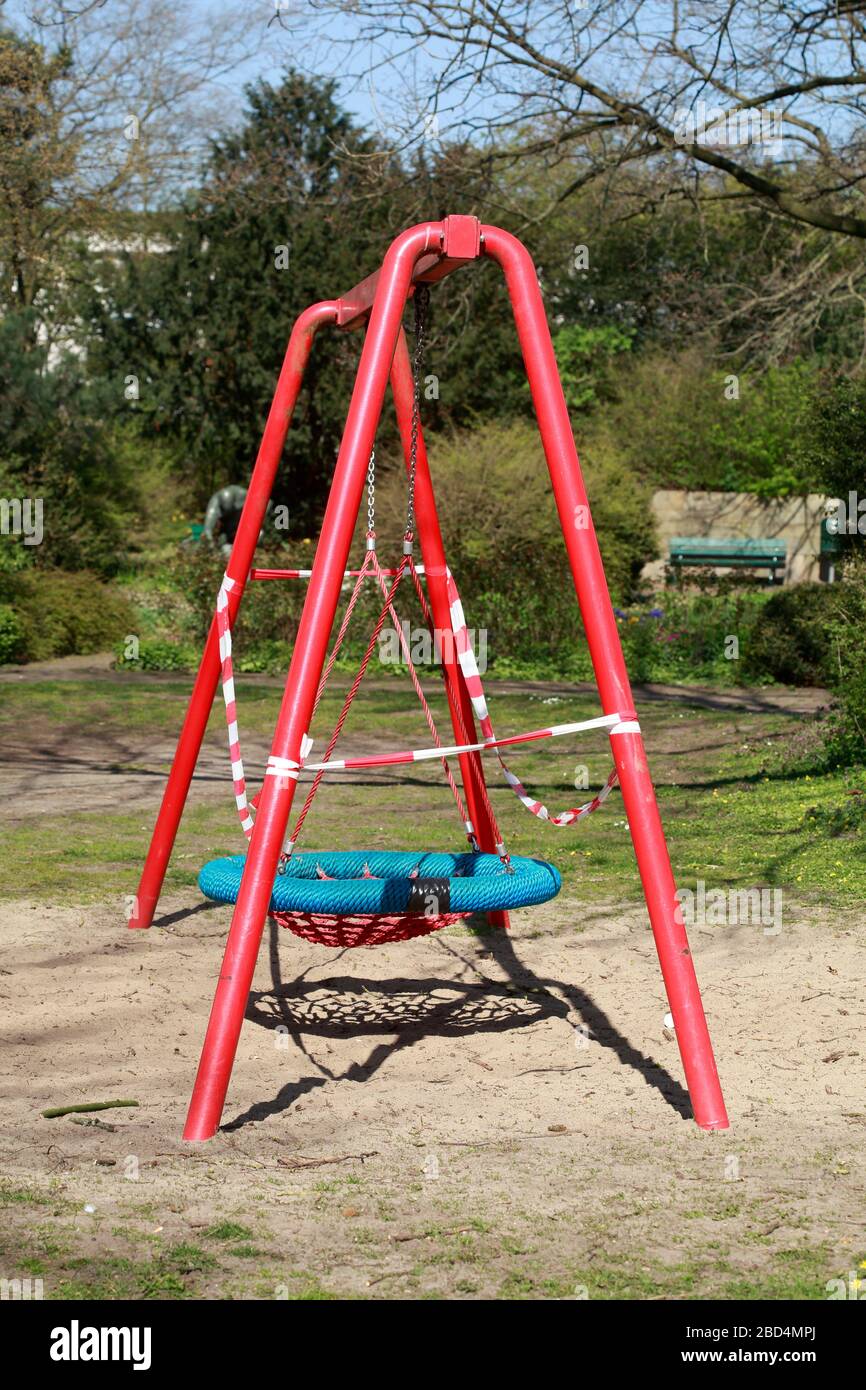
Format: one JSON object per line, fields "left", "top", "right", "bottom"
{"left": 806, "top": 372, "right": 866, "bottom": 518}
{"left": 83, "top": 73, "right": 402, "bottom": 526}
{"left": 83, "top": 73, "right": 548, "bottom": 524}
{"left": 0, "top": 1, "right": 258, "bottom": 344}
{"left": 281, "top": 2, "right": 866, "bottom": 238}
{"left": 273, "top": 2, "right": 866, "bottom": 362}
{"left": 0, "top": 26, "right": 75, "bottom": 334}
{"left": 0, "top": 308, "right": 140, "bottom": 573}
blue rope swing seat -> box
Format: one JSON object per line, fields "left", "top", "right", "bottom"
{"left": 199, "top": 850, "right": 562, "bottom": 949}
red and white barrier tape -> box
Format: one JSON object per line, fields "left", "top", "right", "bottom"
{"left": 216, "top": 575, "right": 254, "bottom": 840}
{"left": 216, "top": 563, "right": 636, "bottom": 840}
{"left": 443, "top": 566, "right": 629, "bottom": 825}
{"left": 250, "top": 565, "right": 426, "bottom": 581}
{"left": 303, "top": 713, "right": 622, "bottom": 772}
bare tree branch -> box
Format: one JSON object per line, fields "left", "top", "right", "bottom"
{"left": 0, "top": 0, "right": 263, "bottom": 330}
{"left": 274, "top": 1, "right": 866, "bottom": 239}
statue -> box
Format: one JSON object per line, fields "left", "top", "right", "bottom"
{"left": 200, "top": 485, "right": 273, "bottom": 559}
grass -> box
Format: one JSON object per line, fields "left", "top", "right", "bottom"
{"left": 1, "top": 675, "right": 863, "bottom": 908}
{"left": 0, "top": 1168, "right": 857, "bottom": 1302}
{"left": 0, "top": 1199, "right": 287, "bottom": 1299}
{"left": 204, "top": 1222, "right": 255, "bottom": 1242}
{"left": 0, "top": 1193, "right": 850, "bottom": 1301}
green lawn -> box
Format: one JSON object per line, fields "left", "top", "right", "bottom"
{"left": 1, "top": 676, "right": 863, "bottom": 907}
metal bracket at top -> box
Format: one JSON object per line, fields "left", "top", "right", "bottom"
{"left": 334, "top": 217, "right": 482, "bottom": 330}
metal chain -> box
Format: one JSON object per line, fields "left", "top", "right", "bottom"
{"left": 366, "top": 448, "right": 376, "bottom": 541}
{"left": 405, "top": 284, "right": 430, "bottom": 547}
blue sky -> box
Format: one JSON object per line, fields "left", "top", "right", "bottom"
{"left": 3, "top": 0, "right": 427, "bottom": 134}
{"left": 5, "top": 1, "right": 850, "bottom": 157}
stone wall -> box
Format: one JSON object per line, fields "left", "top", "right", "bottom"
{"left": 644, "top": 490, "right": 827, "bottom": 585}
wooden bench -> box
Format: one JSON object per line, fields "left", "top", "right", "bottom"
{"left": 668, "top": 536, "right": 787, "bottom": 583}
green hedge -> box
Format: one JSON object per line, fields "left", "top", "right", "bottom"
{"left": 1, "top": 569, "right": 135, "bottom": 663}
{"left": 741, "top": 583, "right": 836, "bottom": 687}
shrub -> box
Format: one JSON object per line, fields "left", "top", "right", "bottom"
{"left": 162, "top": 544, "right": 306, "bottom": 647}
{"left": 372, "top": 418, "right": 656, "bottom": 671}
{"left": 823, "top": 554, "right": 866, "bottom": 765}
{"left": 576, "top": 440, "right": 660, "bottom": 600}
{"left": 614, "top": 588, "right": 770, "bottom": 684}
{"left": 3, "top": 569, "right": 135, "bottom": 662}
{"left": 0, "top": 603, "right": 24, "bottom": 664}
{"left": 741, "top": 583, "right": 836, "bottom": 687}
{"left": 386, "top": 417, "right": 656, "bottom": 594}
{"left": 115, "top": 637, "right": 198, "bottom": 671}
{"left": 235, "top": 639, "right": 291, "bottom": 674}
{"left": 589, "top": 350, "right": 815, "bottom": 496}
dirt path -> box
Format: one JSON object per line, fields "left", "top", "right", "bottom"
{"left": 0, "top": 706, "right": 796, "bottom": 822}
{"left": 0, "top": 652, "right": 830, "bottom": 716}
{"left": 0, "top": 658, "right": 824, "bottom": 825}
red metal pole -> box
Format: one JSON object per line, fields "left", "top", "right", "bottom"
{"left": 482, "top": 226, "right": 728, "bottom": 1131}
{"left": 390, "top": 330, "right": 510, "bottom": 929}
{"left": 183, "top": 223, "right": 445, "bottom": 1140}
{"left": 128, "top": 303, "right": 338, "bottom": 930}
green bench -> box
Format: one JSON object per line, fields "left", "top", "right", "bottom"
{"left": 668, "top": 536, "right": 787, "bottom": 583}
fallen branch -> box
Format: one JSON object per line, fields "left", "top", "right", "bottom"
{"left": 277, "top": 1151, "right": 378, "bottom": 1171}
{"left": 42, "top": 1100, "right": 139, "bottom": 1119}
{"left": 393, "top": 1224, "right": 474, "bottom": 1243}
{"left": 367, "top": 1268, "right": 414, "bottom": 1286}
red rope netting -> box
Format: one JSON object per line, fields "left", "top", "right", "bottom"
{"left": 268, "top": 549, "right": 489, "bottom": 945}
{"left": 270, "top": 908, "right": 472, "bottom": 948}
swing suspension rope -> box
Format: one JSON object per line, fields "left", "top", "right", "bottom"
{"left": 282, "top": 286, "right": 504, "bottom": 867}
{"left": 213, "top": 282, "right": 625, "bottom": 877}
{"left": 281, "top": 547, "right": 483, "bottom": 866}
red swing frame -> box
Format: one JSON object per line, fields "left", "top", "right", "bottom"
{"left": 129, "top": 216, "right": 729, "bottom": 1141}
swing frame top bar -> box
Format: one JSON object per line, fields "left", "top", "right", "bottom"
{"left": 334, "top": 215, "right": 481, "bottom": 330}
